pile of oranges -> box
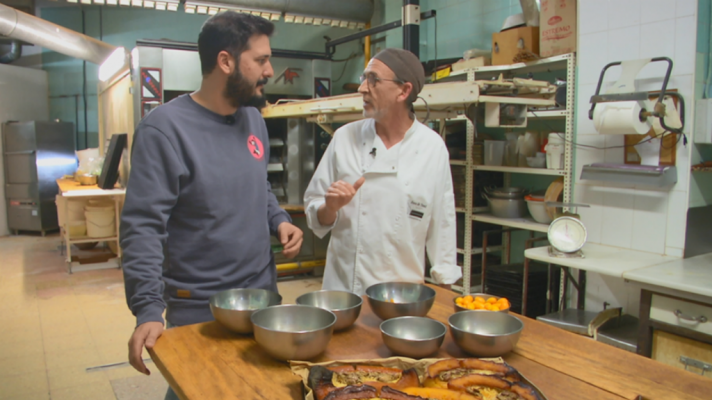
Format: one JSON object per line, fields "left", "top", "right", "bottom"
{"left": 455, "top": 295, "right": 510, "bottom": 311}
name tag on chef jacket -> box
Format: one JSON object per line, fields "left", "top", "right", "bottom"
{"left": 408, "top": 199, "right": 427, "bottom": 220}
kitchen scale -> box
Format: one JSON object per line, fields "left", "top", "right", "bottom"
{"left": 544, "top": 202, "right": 590, "bottom": 258}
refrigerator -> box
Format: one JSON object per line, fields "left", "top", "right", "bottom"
{"left": 2, "top": 121, "right": 76, "bottom": 235}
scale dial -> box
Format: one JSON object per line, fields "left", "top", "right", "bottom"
{"left": 547, "top": 216, "right": 587, "bottom": 253}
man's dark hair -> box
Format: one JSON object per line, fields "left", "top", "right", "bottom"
{"left": 198, "top": 11, "right": 274, "bottom": 75}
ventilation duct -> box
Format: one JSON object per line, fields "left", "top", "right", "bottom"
{"left": 0, "top": 3, "right": 116, "bottom": 65}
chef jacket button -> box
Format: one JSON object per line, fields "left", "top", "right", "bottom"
{"left": 362, "top": 211, "right": 366, "bottom": 215}
{"left": 392, "top": 166, "right": 395, "bottom": 170}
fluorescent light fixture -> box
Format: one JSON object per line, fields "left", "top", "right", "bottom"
{"left": 80, "top": 0, "right": 91, "bottom": 4}
{"left": 251, "top": 11, "right": 260, "bottom": 16}
{"left": 66, "top": 0, "right": 78, "bottom": 3}
{"left": 313, "top": 18, "right": 322, "bottom": 25}
{"left": 261, "top": 12, "right": 270, "bottom": 19}
{"left": 347, "top": 21, "right": 356, "bottom": 29}
{"left": 321, "top": 19, "right": 331, "bottom": 25}
{"left": 196, "top": 5, "right": 208, "bottom": 13}
{"left": 99, "top": 47, "right": 128, "bottom": 82}
{"left": 106, "top": 0, "right": 118, "bottom": 5}
{"left": 119, "top": 0, "right": 130, "bottom": 6}
{"left": 294, "top": 16, "right": 304, "bottom": 23}
{"left": 143, "top": 0, "right": 155, "bottom": 7}
{"left": 155, "top": 1, "right": 166, "bottom": 10}
{"left": 208, "top": 6, "right": 219, "bottom": 14}
{"left": 331, "top": 20, "right": 340, "bottom": 27}
{"left": 132, "top": 0, "right": 142, "bottom": 6}
{"left": 284, "top": 14, "right": 294, "bottom": 23}
{"left": 304, "top": 17, "right": 313, "bottom": 24}
{"left": 357, "top": 22, "right": 366, "bottom": 29}
{"left": 270, "top": 14, "right": 280, "bottom": 21}
{"left": 220, "top": 8, "right": 229, "bottom": 12}
{"left": 184, "top": 4, "right": 196, "bottom": 13}
{"left": 167, "top": 1, "right": 178, "bottom": 11}
{"left": 94, "top": 0, "right": 105, "bottom": 4}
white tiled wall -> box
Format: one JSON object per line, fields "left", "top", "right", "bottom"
{"left": 575, "top": 0, "right": 698, "bottom": 313}
{"left": 576, "top": 0, "right": 696, "bottom": 257}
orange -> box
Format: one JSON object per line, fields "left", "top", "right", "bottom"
{"left": 484, "top": 303, "right": 493, "bottom": 311}
{"left": 491, "top": 306, "right": 500, "bottom": 311}
{"left": 474, "top": 296, "right": 485, "bottom": 303}
{"left": 487, "top": 297, "right": 498, "bottom": 304}
{"left": 463, "top": 295, "right": 474, "bottom": 303}
{"left": 473, "top": 303, "right": 484, "bottom": 310}
{"left": 466, "top": 303, "right": 476, "bottom": 310}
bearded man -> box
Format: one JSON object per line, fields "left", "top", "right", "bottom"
{"left": 119, "top": 12, "right": 303, "bottom": 385}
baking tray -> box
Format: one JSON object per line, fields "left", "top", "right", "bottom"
{"left": 291, "top": 356, "right": 549, "bottom": 400}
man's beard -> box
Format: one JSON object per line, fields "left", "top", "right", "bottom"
{"left": 224, "top": 69, "right": 269, "bottom": 109}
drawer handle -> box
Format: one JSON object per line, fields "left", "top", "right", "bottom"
{"left": 674, "top": 309, "right": 708, "bottom": 323}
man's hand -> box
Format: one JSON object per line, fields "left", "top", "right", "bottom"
{"left": 278, "top": 222, "right": 303, "bottom": 259}
{"left": 324, "top": 177, "right": 365, "bottom": 213}
{"left": 128, "top": 321, "right": 164, "bottom": 375}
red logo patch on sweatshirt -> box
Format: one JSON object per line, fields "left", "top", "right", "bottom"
{"left": 247, "top": 135, "right": 264, "bottom": 160}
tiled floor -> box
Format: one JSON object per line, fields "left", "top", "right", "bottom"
{"left": 0, "top": 234, "right": 322, "bottom": 400}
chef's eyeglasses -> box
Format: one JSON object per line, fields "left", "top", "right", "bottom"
{"left": 359, "top": 73, "right": 404, "bottom": 87}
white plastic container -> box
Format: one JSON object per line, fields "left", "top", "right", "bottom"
{"left": 484, "top": 140, "right": 506, "bottom": 166}
{"left": 545, "top": 133, "right": 565, "bottom": 170}
{"left": 85, "top": 209, "right": 115, "bottom": 238}
{"left": 67, "top": 220, "right": 87, "bottom": 238}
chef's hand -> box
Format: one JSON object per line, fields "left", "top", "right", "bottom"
{"left": 325, "top": 177, "right": 365, "bottom": 212}
{"left": 278, "top": 222, "right": 303, "bottom": 259}
{"left": 128, "top": 321, "right": 164, "bottom": 375}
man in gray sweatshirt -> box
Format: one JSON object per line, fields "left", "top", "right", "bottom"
{"left": 120, "top": 12, "right": 303, "bottom": 378}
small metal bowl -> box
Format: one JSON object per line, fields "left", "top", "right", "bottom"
{"left": 380, "top": 316, "right": 446, "bottom": 358}
{"left": 365, "top": 282, "right": 436, "bottom": 321}
{"left": 209, "top": 288, "right": 282, "bottom": 334}
{"left": 449, "top": 310, "right": 524, "bottom": 357}
{"left": 296, "top": 290, "right": 362, "bottom": 331}
{"left": 453, "top": 293, "right": 509, "bottom": 313}
{"left": 251, "top": 304, "right": 336, "bottom": 361}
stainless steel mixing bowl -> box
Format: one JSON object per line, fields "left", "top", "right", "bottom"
{"left": 380, "top": 316, "right": 446, "bottom": 358}
{"left": 251, "top": 304, "right": 336, "bottom": 361}
{"left": 295, "top": 290, "right": 362, "bottom": 330}
{"left": 448, "top": 310, "right": 524, "bottom": 357}
{"left": 209, "top": 288, "right": 282, "bottom": 334}
{"left": 365, "top": 282, "right": 436, "bottom": 320}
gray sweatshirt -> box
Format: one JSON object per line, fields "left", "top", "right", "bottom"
{"left": 120, "top": 94, "right": 290, "bottom": 327}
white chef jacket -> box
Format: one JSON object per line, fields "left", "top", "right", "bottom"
{"left": 304, "top": 118, "right": 461, "bottom": 295}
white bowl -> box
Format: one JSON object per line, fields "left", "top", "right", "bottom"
{"left": 526, "top": 199, "right": 553, "bottom": 224}
{"left": 526, "top": 157, "right": 546, "bottom": 168}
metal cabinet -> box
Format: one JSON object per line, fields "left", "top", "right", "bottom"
{"left": 2, "top": 121, "right": 76, "bottom": 235}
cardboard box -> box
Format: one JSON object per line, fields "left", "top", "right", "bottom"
{"left": 491, "top": 26, "right": 539, "bottom": 66}
{"left": 540, "top": 0, "right": 577, "bottom": 57}
{"left": 451, "top": 56, "right": 492, "bottom": 72}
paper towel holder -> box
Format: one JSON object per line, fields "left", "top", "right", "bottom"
{"left": 587, "top": 57, "right": 685, "bottom": 134}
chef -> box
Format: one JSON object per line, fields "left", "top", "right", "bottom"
{"left": 304, "top": 48, "right": 461, "bottom": 295}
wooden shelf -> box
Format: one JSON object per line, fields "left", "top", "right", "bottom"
{"left": 471, "top": 213, "right": 549, "bottom": 233}
{"left": 472, "top": 165, "right": 566, "bottom": 175}
{"left": 68, "top": 236, "right": 119, "bottom": 244}
{"left": 450, "top": 160, "right": 468, "bottom": 166}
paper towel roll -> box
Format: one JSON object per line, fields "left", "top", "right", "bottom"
{"left": 593, "top": 101, "right": 652, "bottom": 135}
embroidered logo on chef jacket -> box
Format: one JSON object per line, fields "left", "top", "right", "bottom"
{"left": 408, "top": 199, "right": 427, "bottom": 220}
{"left": 247, "top": 134, "right": 264, "bottom": 160}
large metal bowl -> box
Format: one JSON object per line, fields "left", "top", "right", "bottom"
{"left": 365, "top": 282, "right": 436, "bottom": 320}
{"left": 209, "top": 288, "right": 282, "bottom": 334}
{"left": 251, "top": 305, "right": 336, "bottom": 361}
{"left": 448, "top": 310, "right": 524, "bottom": 357}
{"left": 380, "top": 316, "right": 446, "bottom": 358}
{"left": 295, "top": 290, "right": 362, "bottom": 331}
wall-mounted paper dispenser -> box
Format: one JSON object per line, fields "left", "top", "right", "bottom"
{"left": 588, "top": 57, "right": 685, "bottom": 135}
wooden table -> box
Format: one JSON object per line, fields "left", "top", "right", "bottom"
{"left": 149, "top": 285, "right": 711, "bottom": 400}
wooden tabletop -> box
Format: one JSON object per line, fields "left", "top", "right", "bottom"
{"left": 149, "top": 285, "right": 711, "bottom": 400}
